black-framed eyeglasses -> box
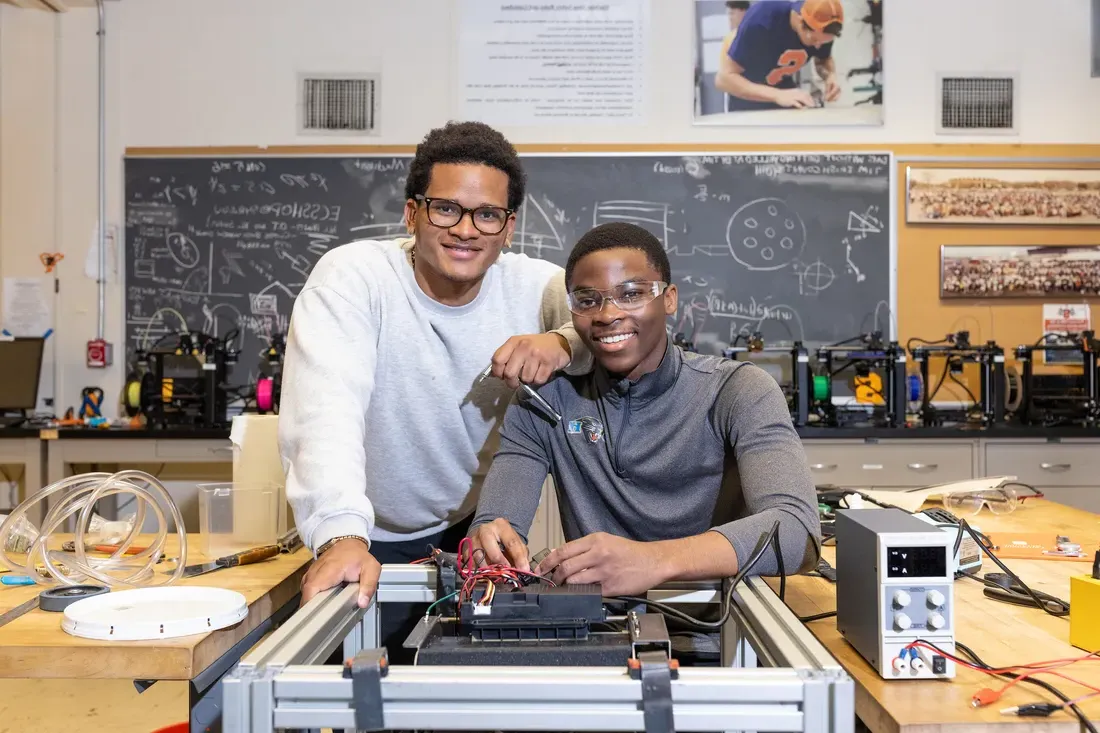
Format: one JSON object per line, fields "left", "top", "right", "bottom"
{"left": 567, "top": 281, "right": 668, "bottom": 317}
{"left": 415, "top": 195, "right": 513, "bottom": 235}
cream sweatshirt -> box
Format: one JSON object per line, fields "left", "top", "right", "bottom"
{"left": 277, "top": 237, "right": 588, "bottom": 552}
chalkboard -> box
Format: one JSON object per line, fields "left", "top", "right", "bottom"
{"left": 124, "top": 151, "right": 893, "bottom": 387}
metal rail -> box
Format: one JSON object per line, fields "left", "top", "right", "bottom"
{"left": 223, "top": 567, "right": 852, "bottom": 733}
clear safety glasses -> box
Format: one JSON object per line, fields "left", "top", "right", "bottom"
{"left": 943, "top": 483, "right": 1044, "bottom": 516}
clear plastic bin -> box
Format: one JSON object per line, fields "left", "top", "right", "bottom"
{"left": 197, "top": 483, "right": 281, "bottom": 558}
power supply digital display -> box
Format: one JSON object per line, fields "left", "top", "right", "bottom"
{"left": 886, "top": 546, "right": 947, "bottom": 578}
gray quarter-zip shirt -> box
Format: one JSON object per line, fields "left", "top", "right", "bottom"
{"left": 471, "top": 337, "right": 821, "bottom": 575}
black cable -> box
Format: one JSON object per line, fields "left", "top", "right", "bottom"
{"left": 951, "top": 641, "right": 1098, "bottom": 733}
{"left": 798, "top": 610, "right": 836, "bottom": 622}
{"left": 925, "top": 358, "right": 953, "bottom": 403}
{"left": 610, "top": 521, "right": 781, "bottom": 630}
{"left": 948, "top": 370, "right": 980, "bottom": 406}
{"left": 771, "top": 529, "right": 786, "bottom": 601}
{"left": 953, "top": 519, "right": 1070, "bottom": 617}
{"left": 906, "top": 336, "right": 950, "bottom": 352}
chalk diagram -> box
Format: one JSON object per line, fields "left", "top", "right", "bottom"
{"left": 726, "top": 198, "right": 806, "bottom": 271}
{"left": 219, "top": 251, "right": 245, "bottom": 285}
{"left": 274, "top": 241, "right": 314, "bottom": 278}
{"left": 843, "top": 238, "right": 866, "bottom": 282}
{"left": 514, "top": 195, "right": 566, "bottom": 256}
{"left": 673, "top": 289, "right": 806, "bottom": 346}
{"left": 166, "top": 232, "right": 201, "bottom": 269}
{"left": 594, "top": 200, "right": 677, "bottom": 252}
{"left": 847, "top": 205, "right": 883, "bottom": 240}
{"left": 796, "top": 259, "right": 836, "bottom": 295}
{"left": 842, "top": 205, "right": 883, "bottom": 283}
{"left": 348, "top": 222, "right": 407, "bottom": 238}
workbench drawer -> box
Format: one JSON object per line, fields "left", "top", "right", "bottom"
{"left": 802, "top": 441, "right": 975, "bottom": 488}
{"left": 984, "top": 443, "right": 1100, "bottom": 488}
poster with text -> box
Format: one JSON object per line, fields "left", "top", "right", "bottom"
{"left": 1042, "top": 303, "right": 1091, "bottom": 365}
{"left": 694, "top": 0, "right": 883, "bottom": 126}
{"left": 458, "top": 0, "right": 649, "bottom": 126}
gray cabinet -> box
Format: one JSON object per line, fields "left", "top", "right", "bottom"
{"left": 983, "top": 439, "right": 1100, "bottom": 514}
{"left": 802, "top": 440, "right": 977, "bottom": 489}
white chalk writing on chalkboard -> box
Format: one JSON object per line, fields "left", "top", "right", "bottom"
{"left": 125, "top": 152, "right": 892, "bottom": 388}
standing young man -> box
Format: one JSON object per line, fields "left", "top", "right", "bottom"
{"left": 718, "top": 1, "right": 753, "bottom": 112}
{"left": 278, "top": 121, "right": 591, "bottom": 655}
{"left": 469, "top": 222, "right": 820, "bottom": 595}
{"left": 715, "top": 0, "right": 843, "bottom": 112}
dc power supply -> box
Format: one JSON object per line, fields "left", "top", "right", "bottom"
{"left": 836, "top": 508, "right": 957, "bottom": 680}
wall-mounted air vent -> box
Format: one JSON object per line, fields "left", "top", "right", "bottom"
{"left": 935, "top": 74, "right": 1019, "bottom": 135}
{"left": 299, "top": 74, "right": 379, "bottom": 135}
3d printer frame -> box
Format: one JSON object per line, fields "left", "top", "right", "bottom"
{"left": 815, "top": 335, "right": 908, "bottom": 428}
{"left": 1013, "top": 331, "right": 1100, "bottom": 427}
{"left": 909, "top": 333, "right": 1006, "bottom": 427}
{"left": 223, "top": 566, "right": 853, "bottom": 733}
{"left": 724, "top": 335, "right": 813, "bottom": 427}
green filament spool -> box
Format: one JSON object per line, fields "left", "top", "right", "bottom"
{"left": 812, "top": 375, "right": 830, "bottom": 402}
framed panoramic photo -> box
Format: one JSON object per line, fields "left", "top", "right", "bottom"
{"left": 908, "top": 167, "right": 1100, "bottom": 225}
{"left": 693, "top": 0, "right": 883, "bottom": 127}
{"left": 940, "top": 245, "right": 1100, "bottom": 299}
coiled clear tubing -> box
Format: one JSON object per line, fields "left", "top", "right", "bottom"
{"left": 0, "top": 470, "right": 187, "bottom": 588}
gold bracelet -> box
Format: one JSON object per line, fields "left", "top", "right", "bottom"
{"left": 316, "top": 534, "right": 369, "bottom": 557}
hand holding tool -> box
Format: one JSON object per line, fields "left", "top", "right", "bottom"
{"left": 478, "top": 365, "right": 562, "bottom": 425}
{"left": 182, "top": 544, "right": 280, "bottom": 578}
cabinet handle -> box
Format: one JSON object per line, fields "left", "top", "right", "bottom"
{"left": 907, "top": 463, "right": 938, "bottom": 470}
{"left": 809, "top": 463, "right": 837, "bottom": 471}
{"left": 1040, "top": 462, "right": 1071, "bottom": 472}
{"left": 209, "top": 446, "right": 234, "bottom": 453}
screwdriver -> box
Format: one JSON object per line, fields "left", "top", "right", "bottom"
{"left": 478, "top": 365, "right": 562, "bottom": 425}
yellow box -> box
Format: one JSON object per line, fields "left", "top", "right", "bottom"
{"left": 1069, "top": 574, "right": 1100, "bottom": 652}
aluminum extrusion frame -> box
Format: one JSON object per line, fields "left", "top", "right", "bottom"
{"left": 223, "top": 566, "right": 853, "bottom": 733}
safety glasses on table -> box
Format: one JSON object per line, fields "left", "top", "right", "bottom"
{"left": 566, "top": 281, "right": 668, "bottom": 317}
{"left": 943, "top": 483, "right": 1044, "bottom": 516}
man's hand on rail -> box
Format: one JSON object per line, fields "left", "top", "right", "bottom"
{"left": 301, "top": 538, "right": 381, "bottom": 608}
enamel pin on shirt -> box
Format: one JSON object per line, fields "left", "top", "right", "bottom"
{"left": 478, "top": 365, "right": 562, "bottom": 425}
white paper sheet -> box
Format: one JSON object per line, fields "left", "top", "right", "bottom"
{"left": 84, "top": 221, "right": 119, "bottom": 283}
{"left": 458, "top": 0, "right": 649, "bottom": 125}
{"left": 1, "top": 277, "right": 53, "bottom": 337}
{"left": 1041, "top": 303, "right": 1090, "bottom": 365}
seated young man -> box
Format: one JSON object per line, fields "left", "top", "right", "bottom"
{"left": 468, "top": 222, "right": 821, "bottom": 596}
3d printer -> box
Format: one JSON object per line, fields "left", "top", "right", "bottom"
{"left": 127, "top": 331, "right": 240, "bottom": 429}
{"left": 254, "top": 333, "right": 285, "bottom": 415}
{"left": 907, "top": 331, "right": 1006, "bottom": 427}
{"left": 814, "top": 331, "right": 908, "bottom": 428}
{"left": 1013, "top": 330, "right": 1100, "bottom": 427}
{"left": 723, "top": 332, "right": 814, "bottom": 427}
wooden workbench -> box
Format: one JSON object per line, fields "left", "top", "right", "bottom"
{"left": 778, "top": 499, "right": 1100, "bottom": 733}
{"left": 0, "top": 533, "right": 309, "bottom": 679}
{"left": 0, "top": 534, "right": 310, "bottom": 732}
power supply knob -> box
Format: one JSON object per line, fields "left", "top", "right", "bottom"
{"left": 893, "top": 590, "right": 911, "bottom": 608}
{"left": 927, "top": 590, "right": 945, "bottom": 608}
{"left": 894, "top": 613, "right": 912, "bottom": 631}
{"left": 928, "top": 612, "right": 946, "bottom": 630}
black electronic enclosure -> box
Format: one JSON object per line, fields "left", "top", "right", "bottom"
{"left": 460, "top": 584, "right": 605, "bottom": 642}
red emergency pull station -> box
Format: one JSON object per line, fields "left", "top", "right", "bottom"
{"left": 86, "top": 339, "right": 113, "bottom": 368}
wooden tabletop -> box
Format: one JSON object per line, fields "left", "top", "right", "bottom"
{"left": 776, "top": 498, "right": 1100, "bottom": 733}
{"left": 0, "top": 534, "right": 310, "bottom": 680}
